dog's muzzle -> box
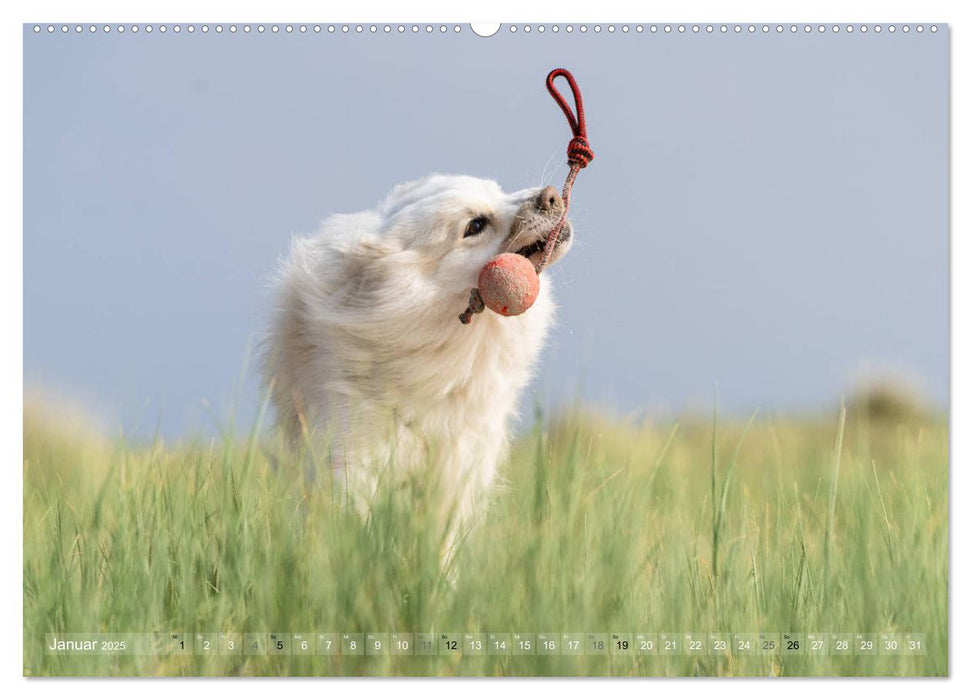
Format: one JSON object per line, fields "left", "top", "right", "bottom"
{"left": 507, "top": 186, "right": 573, "bottom": 265}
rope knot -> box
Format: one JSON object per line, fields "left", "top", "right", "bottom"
{"left": 567, "top": 135, "right": 594, "bottom": 168}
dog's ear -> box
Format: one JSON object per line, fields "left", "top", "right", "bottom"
{"left": 380, "top": 178, "right": 434, "bottom": 217}
{"left": 351, "top": 234, "right": 403, "bottom": 261}
{"left": 337, "top": 238, "right": 400, "bottom": 309}
{"left": 325, "top": 212, "right": 403, "bottom": 262}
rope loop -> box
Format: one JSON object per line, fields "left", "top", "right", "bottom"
{"left": 546, "top": 68, "right": 594, "bottom": 168}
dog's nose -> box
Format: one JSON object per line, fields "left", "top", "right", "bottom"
{"left": 536, "top": 186, "right": 564, "bottom": 214}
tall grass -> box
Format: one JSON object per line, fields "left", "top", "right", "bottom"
{"left": 23, "top": 403, "right": 948, "bottom": 676}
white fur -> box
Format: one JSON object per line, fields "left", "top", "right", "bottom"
{"left": 263, "top": 174, "right": 572, "bottom": 545}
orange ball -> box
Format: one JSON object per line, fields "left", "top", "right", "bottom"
{"left": 477, "top": 253, "right": 540, "bottom": 317}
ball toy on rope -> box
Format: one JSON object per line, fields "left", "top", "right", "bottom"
{"left": 477, "top": 253, "right": 541, "bottom": 317}
{"left": 459, "top": 67, "right": 595, "bottom": 325}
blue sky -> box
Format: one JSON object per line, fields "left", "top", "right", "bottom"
{"left": 24, "top": 25, "right": 948, "bottom": 437}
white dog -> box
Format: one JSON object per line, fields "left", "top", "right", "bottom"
{"left": 263, "top": 174, "right": 572, "bottom": 550}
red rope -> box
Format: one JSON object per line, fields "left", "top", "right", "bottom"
{"left": 536, "top": 68, "right": 594, "bottom": 271}
{"left": 545, "top": 68, "right": 594, "bottom": 169}
{"left": 458, "top": 68, "right": 593, "bottom": 324}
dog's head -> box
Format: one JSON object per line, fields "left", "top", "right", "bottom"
{"left": 381, "top": 173, "right": 572, "bottom": 263}
{"left": 370, "top": 175, "right": 572, "bottom": 297}
{"left": 309, "top": 174, "right": 572, "bottom": 338}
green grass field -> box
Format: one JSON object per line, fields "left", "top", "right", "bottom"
{"left": 23, "top": 399, "right": 948, "bottom": 677}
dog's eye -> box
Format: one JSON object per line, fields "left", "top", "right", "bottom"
{"left": 464, "top": 216, "right": 489, "bottom": 238}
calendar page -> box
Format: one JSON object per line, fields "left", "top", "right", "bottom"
{"left": 22, "top": 21, "right": 948, "bottom": 678}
